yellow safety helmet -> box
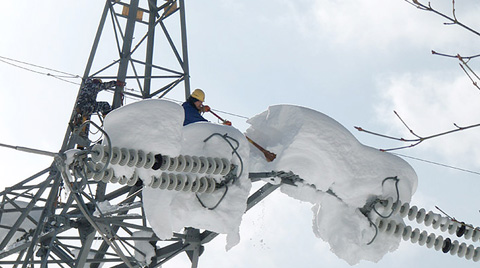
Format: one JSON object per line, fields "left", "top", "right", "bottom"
{"left": 191, "top": 88, "right": 205, "bottom": 102}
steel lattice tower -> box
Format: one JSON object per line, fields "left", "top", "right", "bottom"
{"left": 0, "top": 1, "right": 281, "bottom": 267}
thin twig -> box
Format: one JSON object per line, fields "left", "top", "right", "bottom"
{"left": 355, "top": 111, "right": 480, "bottom": 151}
{"left": 455, "top": 54, "right": 480, "bottom": 90}
{"left": 457, "top": 54, "right": 480, "bottom": 82}
{"left": 459, "top": 64, "right": 480, "bottom": 90}
{"left": 435, "top": 205, "right": 456, "bottom": 221}
{"left": 449, "top": 0, "right": 458, "bottom": 25}
{"left": 406, "top": 0, "right": 480, "bottom": 37}
{"left": 436, "top": 206, "right": 480, "bottom": 231}
{"left": 432, "top": 50, "right": 480, "bottom": 60}
{"left": 354, "top": 126, "right": 419, "bottom": 143}
{"left": 394, "top": 111, "right": 422, "bottom": 139}
{"left": 407, "top": 0, "right": 429, "bottom": 10}
{"left": 430, "top": 52, "right": 480, "bottom": 90}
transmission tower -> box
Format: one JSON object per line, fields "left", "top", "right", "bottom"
{"left": 0, "top": 1, "right": 281, "bottom": 267}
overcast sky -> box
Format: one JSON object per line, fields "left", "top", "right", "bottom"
{"left": 1, "top": 1, "right": 480, "bottom": 267}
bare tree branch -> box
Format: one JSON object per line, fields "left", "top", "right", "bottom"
{"left": 446, "top": 0, "right": 458, "bottom": 25}
{"left": 435, "top": 206, "right": 480, "bottom": 231}
{"left": 428, "top": 51, "right": 480, "bottom": 91}
{"left": 358, "top": 2, "right": 480, "bottom": 152}
{"left": 355, "top": 111, "right": 480, "bottom": 152}
{"left": 394, "top": 111, "right": 421, "bottom": 139}
{"left": 459, "top": 63, "right": 480, "bottom": 90}
{"left": 431, "top": 50, "right": 480, "bottom": 60}
{"left": 405, "top": 0, "right": 480, "bottom": 36}
{"left": 429, "top": 51, "right": 480, "bottom": 90}
{"left": 457, "top": 54, "right": 480, "bottom": 88}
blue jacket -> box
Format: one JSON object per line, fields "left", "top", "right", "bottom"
{"left": 182, "top": 101, "right": 207, "bottom": 126}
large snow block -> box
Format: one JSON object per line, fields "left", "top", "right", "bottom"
{"left": 246, "top": 104, "right": 417, "bottom": 206}
{"left": 103, "top": 99, "right": 184, "bottom": 156}
{"left": 103, "top": 99, "right": 251, "bottom": 251}
{"left": 142, "top": 122, "right": 251, "bottom": 250}
{"left": 246, "top": 104, "right": 418, "bottom": 265}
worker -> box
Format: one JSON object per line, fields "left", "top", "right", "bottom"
{"left": 182, "top": 88, "right": 210, "bottom": 126}
{"left": 72, "top": 78, "right": 125, "bottom": 145}
{"left": 154, "top": 89, "right": 208, "bottom": 170}
{"left": 182, "top": 88, "right": 232, "bottom": 126}
{"left": 154, "top": 89, "right": 230, "bottom": 170}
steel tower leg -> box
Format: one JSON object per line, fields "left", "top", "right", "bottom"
{"left": 143, "top": 0, "right": 157, "bottom": 98}
{"left": 21, "top": 170, "right": 61, "bottom": 268}
{"left": 179, "top": 0, "right": 191, "bottom": 99}
{"left": 113, "top": 0, "right": 139, "bottom": 109}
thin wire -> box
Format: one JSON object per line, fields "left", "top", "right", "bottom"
{"left": 0, "top": 55, "right": 79, "bottom": 77}
{"left": 1, "top": 56, "right": 251, "bottom": 121}
{"left": 4, "top": 57, "right": 480, "bottom": 171}
{"left": 392, "top": 152, "right": 480, "bottom": 176}
{"left": 0, "top": 56, "right": 81, "bottom": 86}
{"left": 212, "top": 108, "right": 249, "bottom": 120}
{"left": 162, "top": 97, "right": 250, "bottom": 120}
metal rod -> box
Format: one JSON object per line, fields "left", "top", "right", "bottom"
{"left": 0, "top": 142, "right": 56, "bottom": 157}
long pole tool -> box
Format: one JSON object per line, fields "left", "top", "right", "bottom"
{"left": 207, "top": 109, "right": 276, "bottom": 162}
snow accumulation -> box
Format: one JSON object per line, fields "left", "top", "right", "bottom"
{"left": 102, "top": 100, "right": 418, "bottom": 265}
{"left": 247, "top": 105, "right": 417, "bottom": 265}
{"left": 103, "top": 99, "right": 251, "bottom": 252}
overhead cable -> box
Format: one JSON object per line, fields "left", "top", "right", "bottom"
{"left": 393, "top": 152, "right": 480, "bottom": 176}
{"left": 0, "top": 55, "right": 81, "bottom": 85}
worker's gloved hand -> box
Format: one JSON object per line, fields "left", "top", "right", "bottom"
{"left": 201, "top": 105, "right": 211, "bottom": 113}
{"left": 223, "top": 120, "right": 232, "bottom": 126}
{"left": 116, "top": 80, "right": 126, "bottom": 86}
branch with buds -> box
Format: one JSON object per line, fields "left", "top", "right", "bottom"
{"left": 406, "top": 0, "right": 480, "bottom": 36}
{"left": 430, "top": 51, "right": 480, "bottom": 91}
{"left": 404, "top": 0, "right": 480, "bottom": 92}
{"left": 435, "top": 205, "right": 480, "bottom": 233}
{"left": 355, "top": 111, "right": 480, "bottom": 151}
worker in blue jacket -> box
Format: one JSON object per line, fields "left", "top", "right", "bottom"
{"left": 182, "top": 88, "right": 209, "bottom": 126}
{"left": 153, "top": 89, "right": 225, "bottom": 170}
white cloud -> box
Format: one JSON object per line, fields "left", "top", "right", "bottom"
{"left": 374, "top": 71, "right": 480, "bottom": 167}
{"left": 308, "top": 0, "right": 480, "bottom": 52}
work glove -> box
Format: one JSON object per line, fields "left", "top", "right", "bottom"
{"left": 223, "top": 120, "right": 232, "bottom": 126}
{"left": 201, "top": 105, "right": 211, "bottom": 113}
{"left": 116, "top": 80, "right": 126, "bottom": 86}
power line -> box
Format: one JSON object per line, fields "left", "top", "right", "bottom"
{"left": 1, "top": 55, "right": 251, "bottom": 121}
{"left": 0, "top": 55, "right": 79, "bottom": 77}
{"left": 211, "top": 109, "right": 249, "bottom": 120}
{"left": 393, "top": 152, "right": 480, "bottom": 176}
{"left": 3, "top": 56, "right": 478, "bottom": 176}
{"left": 1, "top": 55, "right": 251, "bottom": 122}
{"left": 162, "top": 97, "right": 250, "bottom": 120}
{"left": 0, "top": 55, "right": 81, "bottom": 85}
{"left": 4, "top": 57, "right": 480, "bottom": 167}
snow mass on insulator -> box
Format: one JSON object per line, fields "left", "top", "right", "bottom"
{"left": 246, "top": 105, "right": 418, "bottom": 264}
{"left": 99, "top": 99, "right": 419, "bottom": 265}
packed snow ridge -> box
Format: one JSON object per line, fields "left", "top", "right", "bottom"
{"left": 101, "top": 99, "right": 417, "bottom": 265}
